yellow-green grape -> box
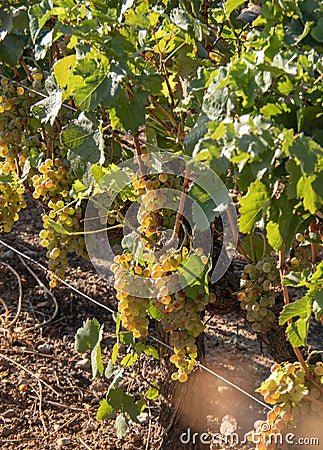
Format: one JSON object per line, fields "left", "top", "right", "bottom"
{"left": 113, "top": 253, "right": 150, "bottom": 338}
{"left": 39, "top": 200, "right": 87, "bottom": 288}
{"left": 290, "top": 233, "right": 313, "bottom": 271}
{"left": 290, "top": 257, "right": 300, "bottom": 269}
{"left": 0, "top": 80, "right": 35, "bottom": 175}
{"left": 314, "top": 363, "right": 323, "bottom": 377}
{"left": 32, "top": 158, "right": 70, "bottom": 200}
{"left": 238, "top": 256, "right": 280, "bottom": 333}
{"left": 0, "top": 179, "right": 26, "bottom": 233}
{"left": 112, "top": 171, "right": 210, "bottom": 383}
{"left": 133, "top": 173, "right": 181, "bottom": 249}
{"left": 295, "top": 232, "right": 304, "bottom": 243}
{"left": 249, "top": 360, "right": 323, "bottom": 449}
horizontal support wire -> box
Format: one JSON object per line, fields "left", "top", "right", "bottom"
{"left": 0, "top": 239, "right": 272, "bottom": 411}
{"left": 0, "top": 74, "right": 78, "bottom": 112}
{"left": 0, "top": 72, "right": 271, "bottom": 411}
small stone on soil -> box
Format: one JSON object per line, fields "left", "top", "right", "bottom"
{"left": 57, "top": 437, "right": 71, "bottom": 446}
{"left": 37, "top": 343, "right": 52, "bottom": 354}
{"left": 75, "top": 358, "right": 90, "bottom": 368}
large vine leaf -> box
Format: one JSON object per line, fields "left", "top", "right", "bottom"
{"left": 53, "top": 54, "right": 76, "bottom": 88}
{"left": 61, "top": 113, "right": 104, "bottom": 164}
{"left": 202, "top": 71, "right": 230, "bottom": 121}
{"left": 68, "top": 53, "right": 110, "bottom": 110}
{"left": 266, "top": 197, "right": 300, "bottom": 252}
{"left": 75, "top": 318, "right": 102, "bottom": 353}
{"left": 28, "top": 1, "right": 53, "bottom": 44}
{"left": 285, "top": 319, "right": 310, "bottom": 348}
{"left": 0, "top": 34, "right": 24, "bottom": 66}
{"left": 238, "top": 181, "right": 270, "bottom": 233}
{"left": 297, "top": 174, "right": 323, "bottom": 214}
{"left": 279, "top": 296, "right": 312, "bottom": 326}
{"left": 31, "top": 88, "right": 63, "bottom": 125}
{"left": 110, "top": 89, "right": 149, "bottom": 132}
{"left": 224, "top": 0, "right": 246, "bottom": 17}
{"left": 0, "top": 11, "right": 13, "bottom": 41}
{"left": 279, "top": 296, "right": 312, "bottom": 347}
{"left": 97, "top": 399, "right": 116, "bottom": 420}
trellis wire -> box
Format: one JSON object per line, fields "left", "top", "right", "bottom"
{"left": 0, "top": 238, "right": 272, "bottom": 411}
{"left": 0, "top": 71, "right": 271, "bottom": 411}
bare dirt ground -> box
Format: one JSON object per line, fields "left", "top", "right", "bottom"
{"left": 2, "top": 202, "right": 318, "bottom": 450}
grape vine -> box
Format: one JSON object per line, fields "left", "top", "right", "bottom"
{"left": 0, "top": 0, "right": 322, "bottom": 444}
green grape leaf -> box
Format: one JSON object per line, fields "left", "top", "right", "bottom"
{"left": 123, "top": 394, "right": 140, "bottom": 423}
{"left": 189, "top": 171, "right": 230, "bottom": 230}
{"left": 91, "top": 325, "right": 104, "bottom": 378}
{"left": 0, "top": 174, "right": 14, "bottom": 184}
{"left": 283, "top": 272, "right": 306, "bottom": 287}
{"left": 110, "top": 89, "right": 149, "bottom": 132}
{"left": 285, "top": 19, "right": 313, "bottom": 45}
{"left": 91, "top": 163, "right": 134, "bottom": 202}
{"left": 12, "top": 8, "right": 29, "bottom": 31}
{"left": 202, "top": 75, "right": 229, "bottom": 122}
{"left": 312, "top": 290, "right": 323, "bottom": 320}
{"left": 170, "top": 8, "right": 191, "bottom": 30}
{"left": 31, "top": 89, "right": 63, "bottom": 126}
{"left": 75, "top": 318, "right": 102, "bottom": 353}
{"left": 0, "top": 33, "right": 24, "bottom": 66}
{"left": 180, "top": 254, "right": 205, "bottom": 286}
{"left": 97, "top": 399, "right": 116, "bottom": 420}
{"left": 241, "top": 235, "right": 272, "bottom": 262}
{"left": 224, "top": 0, "right": 246, "bottom": 17}
{"left": 115, "top": 413, "right": 128, "bottom": 439}
{"left": 143, "top": 346, "right": 159, "bottom": 360}
{"left": 68, "top": 53, "right": 110, "bottom": 110}
{"left": 146, "top": 386, "right": 159, "bottom": 400}
{"left": 297, "top": 174, "right": 323, "bottom": 214}
{"left": 109, "top": 388, "right": 124, "bottom": 410}
{"left": 133, "top": 342, "right": 159, "bottom": 358}
{"left": 285, "top": 135, "right": 323, "bottom": 175}
{"left": 279, "top": 296, "right": 312, "bottom": 325}
{"left": 67, "top": 150, "right": 94, "bottom": 186}
{"left": 111, "top": 343, "right": 119, "bottom": 365}
{"left": 285, "top": 159, "right": 302, "bottom": 199}
{"left": 266, "top": 198, "right": 300, "bottom": 252}
{"left": 61, "top": 112, "right": 104, "bottom": 164}
{"left": 53, "top": 54, "right": 76, "bottom": 88}
{"left": 147, "top": 303, "right": 163, "bottom": 321}
{"left": 105, "top": 360, "right": 116, "bottom": 379}
{"left": 0, "top": 11, "right": 13, "bottom": 41}
{"left": 28, "top": 2, "right": 53, "bottom": 43}
{"left": 311, "top": 18, "right": 323, "bottom": 42}
{"left": 311, "top": 262, "right": 323, "bottom": 286}
{"left": 125, "top": 9, "right": 150, "bottom": 28}
{"left": 121, "top": 353, "right": 138, "bottom": 367}
{"left": 260, "top": 103, "right": 290, "bottom": 118}
{"left": 238, "top": 181, "right": 270, "bottom": 233}
{"left": 285, "top": 318, "right": 309, "bottom": 348}
{"left": 184, "top": 113, "right": 209, "bottom": 156}
{"left": 119, "top": 329, "right": 134, "bottom": 345}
